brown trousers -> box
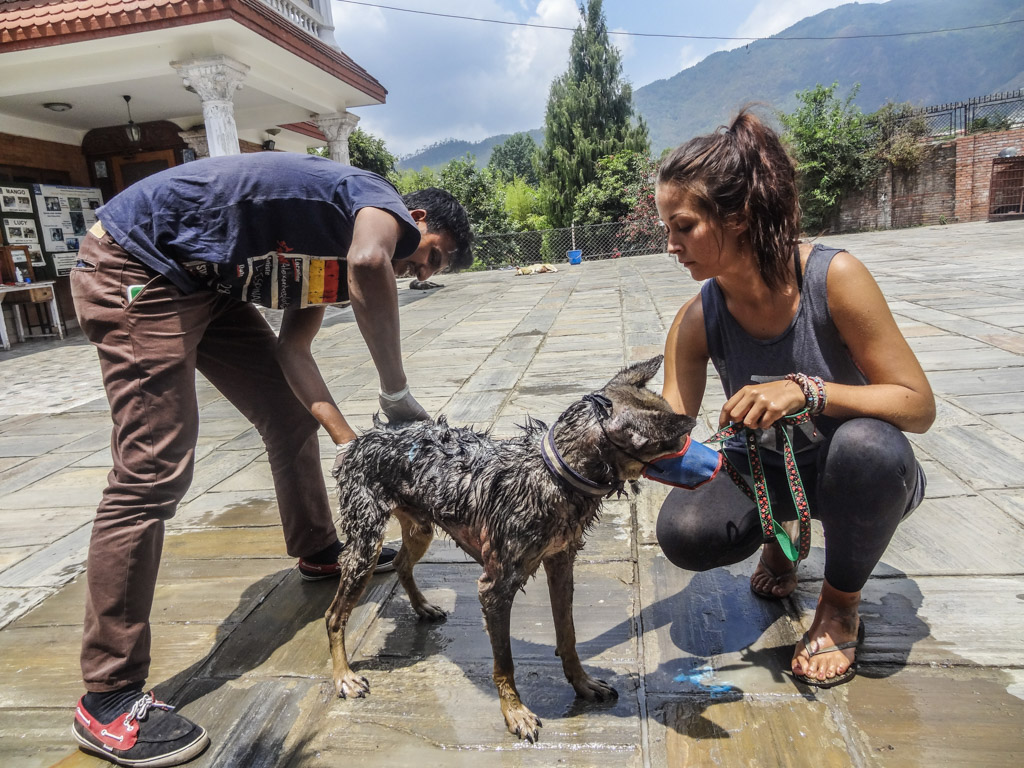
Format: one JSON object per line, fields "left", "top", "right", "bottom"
{"left": 72, "top": 231, "right": 337, "bottom": 691}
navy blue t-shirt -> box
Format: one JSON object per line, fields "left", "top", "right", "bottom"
{"left": 97, "top": 153, "right": 421, "bottom": 306}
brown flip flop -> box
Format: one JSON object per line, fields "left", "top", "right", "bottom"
{"left": 792, "top": 621, "right": 866, "bottom": 688}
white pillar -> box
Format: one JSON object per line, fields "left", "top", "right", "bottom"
{"left": 312, "top": 0, "right": 337, "bottom": 45}
{"left": 314, "top": 112, "right": 360, "bottom": 165}
{"left": 172, "top": 56, "right": 250, "bottom": 157}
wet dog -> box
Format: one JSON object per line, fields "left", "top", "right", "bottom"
{"left": 324, "top": 355, "right": 694, "bottom": 741}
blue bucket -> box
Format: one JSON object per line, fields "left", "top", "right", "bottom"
{"left": 567, "top": 249, "right": 582, "bottom": 265}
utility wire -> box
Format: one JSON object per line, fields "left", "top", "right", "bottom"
{"left": 335, "top": 0, "right": 1024, "bottom": 41}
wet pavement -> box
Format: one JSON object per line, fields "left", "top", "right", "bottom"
{"left": 1, "top": 219, "right": 1022, "bottom": 767}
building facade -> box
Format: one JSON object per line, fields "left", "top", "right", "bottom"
{"left": 0, "top": 0, "right": 386, "bottom": 324}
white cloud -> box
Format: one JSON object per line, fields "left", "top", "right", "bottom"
{"left": 331, "top": 0, "right": 581, "bottom": 156}
{"left": 676, "top": 44, "right": 703, "bottom": 72}
{"left": 734, "top": 0, "right": 885, "bottom": 40}
{"left": 506, "top": 0, "right": 578, "bottom": 79}
{"left": 331, "top": 0, "right": 388, "bottom": 33}
{"left": 329, "top": 1, "right": 875, "bottom": 157}
{"left": 611, "top": 27, "right": 635, "bottom": 63}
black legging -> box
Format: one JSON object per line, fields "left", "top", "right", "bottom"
{"left": 655, "top": 418, "right": 926, "bottom": 593}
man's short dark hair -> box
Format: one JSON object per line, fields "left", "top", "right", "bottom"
{"left": 402, "top": 187, "right": 474, "bottom": 271}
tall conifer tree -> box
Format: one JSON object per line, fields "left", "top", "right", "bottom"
{"left": 538, "top": 0, "right": 649, "bottom": 228}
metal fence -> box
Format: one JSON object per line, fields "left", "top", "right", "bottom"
{"left": 473, "top": 220, "right": 666, "bottom": 270}
{"left": 913, "top": 90, "right": 1024, "bottom": 139}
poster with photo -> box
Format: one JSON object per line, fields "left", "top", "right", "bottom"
{"left": 32, "top": 184, "right": 102, "bottom": 252}
{"left": 52, "top": 251, "right": 79, "bottom": 277}
{"left": 1, "top": 186, "right": 35, "bottom": 214}
{"left": 25, "top": 242, "right": 46, "bottom": 267}
{"left": 3, "top": 217, "right": 39, "bottom": 245}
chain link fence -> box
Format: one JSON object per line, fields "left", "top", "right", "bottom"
{"left": 472, "top": 220, "right": 666, "bottom": 270}
{"left": 913, "top": 90, "right": 1024, "bottom": 139}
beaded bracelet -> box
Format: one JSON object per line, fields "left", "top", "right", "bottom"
{"left": 785, "top": 372, "right": 827, "bottom": 416}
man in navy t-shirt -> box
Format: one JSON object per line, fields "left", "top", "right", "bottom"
{"left": 68, "top": 152, "right": 472, "bottom": 767}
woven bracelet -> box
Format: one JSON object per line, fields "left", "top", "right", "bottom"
{"left": 786, "top": 372, "right": 826, "bottom": 415}
{"left": 810, "top": 376, "right": 827, "bottom": 415}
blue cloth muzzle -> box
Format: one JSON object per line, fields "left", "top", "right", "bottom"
{"left": 641, "top": 436, "right": 722, "bottom": 490}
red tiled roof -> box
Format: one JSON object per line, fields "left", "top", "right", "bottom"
{"left": 0, "top": 0, "right": 386, "bottom": 102}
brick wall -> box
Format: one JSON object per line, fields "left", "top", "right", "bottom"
{"left": 891, "top": 142, "right": 957, "bottom": 228}
{"left": 954, "top": 127, "right": 1024, "bottom": 222}
{"left": 838, "top": 141, "right": 956, "bottom": 232}
{"left": 0, "top": 132, "right": 90, "bottom": 186}
{"left": 837, "top": 128, "right": 1024, "bottom": 232}
{"left": 837, "top": 170, "right": 889, "bottom": 232}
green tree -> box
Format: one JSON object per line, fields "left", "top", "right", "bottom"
{"left": 571, "top": 151, "right": 647, "bottom": 225}
{"left": 620, "top": 154, "right": 662, "bottom": 247}
{"left": 865, "top": 101, "right": 928, "bottom": 171}
{"left": 503, "top": 177, "right": 546, "bottom": 230}
{"left": 488, "top": 132, "right": 539, "bottom": 185}
{"left": 537, "top": 0, "right": 649, "bottom": 228}
{"left": 347, "top": 128, "right": 398, "bottom": 177}
{"left": 308, "top": 129, "right": 396, "bottom": 178}
{"left": 437, "top": 155, "right": 512, "bottom": 236}
{"left": 781, "top": 82, "right": 871, "bottom": 232}
{"left": 391, "top": 167, "right": 439, "bottom": 195}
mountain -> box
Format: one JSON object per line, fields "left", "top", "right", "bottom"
{"left": 635, "top": 0, "right": 1024, "bottom": 153}
{"left": 398, "top": 0, "right": 1023, "bottom": 169}
{"left": 397, "top": 129, "right": 545, "bottom": 171}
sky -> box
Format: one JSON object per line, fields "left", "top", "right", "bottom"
{"left": 330, "top": 0, "right": 886, "bottom": 157}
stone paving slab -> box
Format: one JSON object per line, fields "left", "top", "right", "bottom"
{"left": 0, "top": 505, "right": 94, "bottom": 547}
{"left": 303, "top": 662, "right": 644, "bottom": 766}
{"left": 356, "top": 561, "right": 637, "bottom": 669}
{"left": 843, "top": 667, "right": 1024, "bottom": 767}
{"left": 653, "top": 695, "right": 854, "bottom": 768}
{"left": 0, "top": 220, "right": 1023, "bottom": 766}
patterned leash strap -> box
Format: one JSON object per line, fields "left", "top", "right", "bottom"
{"left": 704, "top": 410, "right": 813, "bottom": 562}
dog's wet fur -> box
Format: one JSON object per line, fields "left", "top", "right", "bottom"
{"left": 325, "top": 355, "right": 694, "bottom": 741}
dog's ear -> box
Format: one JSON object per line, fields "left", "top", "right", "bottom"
{"left": 605, "top": 355, "right": 664, "bottom": 390}
{"left": 608, "top": 410, "right": 695, "bottom": 446}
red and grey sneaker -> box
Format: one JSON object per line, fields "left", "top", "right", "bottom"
{"left": 73, "top": 691, "right": 209, "bottom": 767}
{"left": 297, "top": 545, "right": 398, "bottom": 580}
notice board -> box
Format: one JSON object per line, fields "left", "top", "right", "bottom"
{"left": 32, "top": 184, "right": 104, "bottom": 276}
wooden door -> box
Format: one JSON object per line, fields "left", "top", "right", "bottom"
{"left": 111, "top": 150, "right": 176, "bottom": 193}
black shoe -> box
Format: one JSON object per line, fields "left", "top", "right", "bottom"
{"left": 297, "top": 545, "right": 398, "bottom": 581}
{"left": 73, "top": 691, "right": 209, "bottom": 767}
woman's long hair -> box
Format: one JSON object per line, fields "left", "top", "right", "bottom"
{"left": 658, "top": 108, "right": 800, "bottom": 290}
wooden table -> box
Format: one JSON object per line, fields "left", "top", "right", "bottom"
{"left": 0, "top": 281, "right": 64, "bottom": 351}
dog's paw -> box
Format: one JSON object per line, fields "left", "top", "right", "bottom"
{"left": 572, "top": 674, "right": 618, "bottom": 702}
{"left": 412, "top": 600, "right": 447, "bottom": 621}
{"left": 335, "top": 671, "right": 370, "bottom": 699}
{"left": 503, "top": 704, "right": 542, "bottom": 743}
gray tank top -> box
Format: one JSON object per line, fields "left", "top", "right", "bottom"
{"left": 701, "top": 244, "right": 868, "bottom": 448}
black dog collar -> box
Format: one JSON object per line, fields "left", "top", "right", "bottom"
{"left": 541, "top": 425, "right": 618, "bottom": 498}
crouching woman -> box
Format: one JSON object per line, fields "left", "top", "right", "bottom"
{"left": 654, "top": 108, "right": 935, "bottom": 687}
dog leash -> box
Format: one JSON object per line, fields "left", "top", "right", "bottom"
{"left": 705, "top": 410, "right": 814, "bottom": 562}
